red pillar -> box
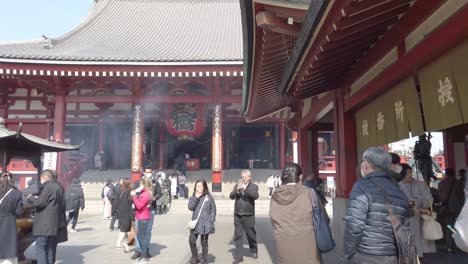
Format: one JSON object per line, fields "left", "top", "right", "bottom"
{"left": 310, "top": 128, "right": 319, "bottom": 179}
{"left": 334, "top": 89, "right": 356, "bottom": 198}
{"left": 0, "top": 105, "right": 7, "bottom": 119}
{"left": 54, "top": 92, "right": 66, "bottom": 175}
{"left": 211, "top": 104, "right": 223, "bottom": 192}
{"left": 443, "top": 131, "right": 455, "bottom": 170}
{"left": 279, "top": 121, "right": 286, "bottom": 169}
{"left": 298, "top": 129, "right": 311, "bottom": 176}
{"left": 158, "top": 121, "right": 166, "bottom": 169}
{"left": 98, "top": 120, "right": 104, "bottom": 152}
{"left": 130, "top": 104, "right": 144, "bottom": 183}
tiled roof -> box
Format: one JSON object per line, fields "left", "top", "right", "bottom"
{"left": 0, "top": 0, "right": 243, "bottom": 64}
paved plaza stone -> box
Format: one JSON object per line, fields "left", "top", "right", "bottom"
{"left": 23, "top": 212, "right": 467, "bottom": 264}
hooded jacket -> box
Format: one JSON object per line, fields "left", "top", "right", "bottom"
{"left": 270, "top": 183, "right": 321, "bottom": 264}
{"left": 65, "top": 179, "right": 85, "bottom": 211}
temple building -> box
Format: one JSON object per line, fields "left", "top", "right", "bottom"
{"left": 0, "top": 0, "right": 290, "bottom": 190}
{"left": 241, "top": 0, "right": 467, "bottom": 257}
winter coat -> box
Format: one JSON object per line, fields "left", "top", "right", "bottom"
{"left": 133, "top": 189, "right": 151, "bottom": 220}
{"left": 28, "top": 179, "right": 68, "bottom": 238}
{"left": 229, "top": 182, "right": 259, "bottom": 216}
{"left": 270, "top": 183, "right": 321, "bottom": 264}
{"left": 188, "top": 193, "right": 216, "bottom": 235}
{"left": 65, "top": 179, "right": 85, "bottom": 211}
{"left": 150, "top": 181, "right": 163, "bottom": 210}
{"left": 439, "top": 178, "right": 465, "bottom": 213}
{"left": 116, "top": 189, "right": 133, "bottom": 232}
{"left": 344, "top": 171, "right": 410, "bottom": 258}
{"left": 0, "top": 188, "right": 23, "bottom": 259}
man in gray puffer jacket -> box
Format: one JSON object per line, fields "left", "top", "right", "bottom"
{"left": 344, "top": 147, "right": 410, "bottom": 264}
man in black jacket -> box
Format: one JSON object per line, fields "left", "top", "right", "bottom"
{"left": 344, "top": 147, "right": 410, "bottom": 264}
{"left": 229, "top": 169, "right": 259, "bottom": 264}
{"left": 65, "top": 179, "right": 85, "bottom": 232}
{"left": 27, "top": 170, "right": 67, "bottom": 264}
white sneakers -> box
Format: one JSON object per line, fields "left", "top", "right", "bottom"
{"left": 69, "top": 229, "right": 77, "bottom": 233}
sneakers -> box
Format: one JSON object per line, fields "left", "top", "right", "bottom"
{"left": 123, "top": 243, "right": 130, "bottom": 253}
{"left": 70, "top": 229, "right": 77, "bottom": 233}
{"left": 232, "top": 257, "right": 243, "bottom": 264}
{"left": 134, "top": 258, "right": 148, "bottom": 264}
{"left": 131, "top": 251, "right": 141, "bottom": 260}
{"left": 187, "top": 257, "right": 200, "bottom": 264}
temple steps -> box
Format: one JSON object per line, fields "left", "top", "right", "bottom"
{"left": 79, "top": 169, "right": 281, "bottom": 215}
{"left": 80, "top": 198, "right": 273, "bottom": 216}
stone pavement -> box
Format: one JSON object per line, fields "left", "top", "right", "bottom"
{"left": 23, "top": 212, "right": 467, "bottom": 264}
{"left": 24, "top": 212, "right": 345, "bottom": 264}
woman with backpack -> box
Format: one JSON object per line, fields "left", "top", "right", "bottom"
{"left": 0, "top": 172, "right": 24, "bottom": 264}
{"left": 187, "top": 180, "right": 217, "bottom": 264}
{"left": 269, "top": 163, "right": 322, "bottom": 264}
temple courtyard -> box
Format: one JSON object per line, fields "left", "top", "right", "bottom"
{"left": 23, "top": 211, "right": 467, "bottom": 264}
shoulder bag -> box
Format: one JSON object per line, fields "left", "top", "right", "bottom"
{"left": 308, "top": 188, "right": 335, "bottom": 253}
{"left": 0, "top": 188, "right": 14, "bottom": 205}
{"left": 369, "top": 178, "right": 418, "bottom": 264}
{"left": 187, "top": 196, "right": 208, "bottom": 230}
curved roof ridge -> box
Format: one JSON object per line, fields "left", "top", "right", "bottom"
{"left": 50, "top": 0, "right": 111, "bottom": 45}
{"left": 0, "top": 0, "right": 243, "bottom": 63}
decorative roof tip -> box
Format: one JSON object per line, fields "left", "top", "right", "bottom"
{"left": 42, "top": 35, "right": 53, "bottom": 49}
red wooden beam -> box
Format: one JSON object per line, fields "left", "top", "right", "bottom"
{"left": 299, "top": 92, "right": 335, "bottom": 130}
{"left": 343, "top": 0, "right": 448, "bottom": 96}
{"left": 263, "top": 4, "right": 308, "bottom": 21}
{"left": 338, "top": 1, "right": 410, "bottom": 30}
{"left": 63, "top": 95, "right": 241, "bottom": 103}
{"left": 345, "top": 4, "right": 468, "bottom": 111}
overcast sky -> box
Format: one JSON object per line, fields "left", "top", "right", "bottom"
{"left": 0, "top": 0, "right": 93, "bottom": 41}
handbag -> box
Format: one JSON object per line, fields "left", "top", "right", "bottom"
{"left": 370, "top": 178, "right": 418, "bottom": 264}
{"left": 187, "top": 196, "right": 208, "bottom": 230}
{"left": 308, "top": 188, "right": 335, "bottom": 253}
{"left": 421, "top": 204, "right": 443, "bottom": 240}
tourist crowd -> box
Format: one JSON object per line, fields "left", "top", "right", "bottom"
{"left": 1, "top": 146, "right": 467, "bottom": 264}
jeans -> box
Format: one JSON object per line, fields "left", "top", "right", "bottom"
{"left": 233, "top": 214, "right": 257, "bottom": 257}
{"left": 178, "top": 184, "right": 186, "bottom": 198}
{"left": 35, "top": 236, "right": 58, "bottom": 264}
{"left": 349, "top": 252, "right": 398, "bottom": 264}
{"left": 137, "top": 220, "right": 150, "bottom": 258}
{"left": 189, "top": 230, "right": 209, "bottom": 260}
{"left": 67, "top": 210, "right": 79, "bottom": 229}
{"left": 135, "top": 211, "right": 154, "bottom": 252}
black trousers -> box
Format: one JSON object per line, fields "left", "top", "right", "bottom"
{"left": 67, "top": 210, "right": 79, "bottom": 229}
{"left": 110, "top": 213, "right": 118, "bottom": 229}
{"left": 189, "top": 230, "right": 209, "bottom": 260}
{"left": 233, "top": 214, "right": 257, "bottom": 257}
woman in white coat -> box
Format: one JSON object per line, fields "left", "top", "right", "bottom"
{"left": 398, "top": 163, "right": 435, "bottom": 261}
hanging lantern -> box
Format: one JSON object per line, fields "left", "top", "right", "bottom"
{"left": 166, "top": 103, "right": 206, "bottom": 138}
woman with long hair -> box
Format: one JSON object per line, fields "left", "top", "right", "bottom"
{"left": 115, "top": 178, "right": 132, "bottom": 253}
{"left": 187, "top": 180, "right": 217, "bottom": 264}
{"left": 131, "top": 177, "right": 153, "bottom": 264}
{"left": 0, "top": 172, "right": 24, "bottom": 264}
{"left": 270, "top": 163, "right": 321, "bottom": 263}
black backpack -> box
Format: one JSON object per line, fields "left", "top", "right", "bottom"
{"left": 105, "top": 185, "right": 114, "bottom": 200}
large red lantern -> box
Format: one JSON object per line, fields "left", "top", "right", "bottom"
{"left": 166, "top": 103, "right": 206, "bottom": 138}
